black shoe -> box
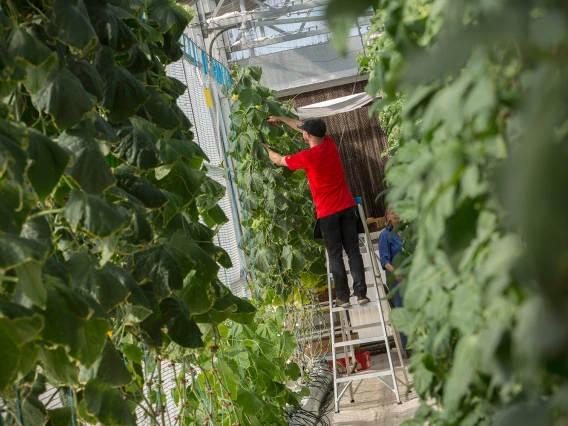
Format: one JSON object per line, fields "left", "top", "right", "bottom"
{"left": 405, "top": 349, "right": 413, "bottom": 358}
{"left": 357, "top": 296, "right": 370, "bottom": 305}
{"left": 336, "top": 299, "right": 351, "bottom": 308}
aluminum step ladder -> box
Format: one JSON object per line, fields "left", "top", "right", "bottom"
{"left": 326, "top": 202, "right": 409, "bottom": 413}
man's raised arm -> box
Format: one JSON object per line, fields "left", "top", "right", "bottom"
{"left": 267, "top": 116, "right": 304, "bottom": 131}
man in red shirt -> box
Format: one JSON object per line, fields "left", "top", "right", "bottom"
{"left": 264, "top": 116, "right": 369, "bottom": 307}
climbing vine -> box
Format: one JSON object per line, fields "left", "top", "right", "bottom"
{"left": 0, "top": 1, "right": 306, "bottom": 425}
{"left": 327, "top": 0, "right": 568, "bottom": 424}
{"left": 227, "top": 66, "right": 329, "bottom": 364}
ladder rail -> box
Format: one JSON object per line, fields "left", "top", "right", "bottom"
{"left": 326, "top": 251, "right": 340, "bottom": 414}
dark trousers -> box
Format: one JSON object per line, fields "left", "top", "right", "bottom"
{"left": 319, "top": 207, "right": 366, "bottom": 301}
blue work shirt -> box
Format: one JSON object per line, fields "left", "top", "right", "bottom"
{"left": 378, "top": 225, "right": 403, "bottom": 273}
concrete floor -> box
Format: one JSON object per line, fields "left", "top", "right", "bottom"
{"left": 328, "top": 353, "right": 420, "bottom": 426}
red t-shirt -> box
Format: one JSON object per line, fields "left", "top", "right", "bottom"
{"left": 285, "top": 135, "right": 355, "bottom": 218}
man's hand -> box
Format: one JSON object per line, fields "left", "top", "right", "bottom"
{"left": 395, "top": 275, "right": 403, "bottom": 282}
{"left": 267, "top": 116, "right": 281, "bottom": 125}
{"left": 268, "top": 116, "right": 304, "bottom": 130}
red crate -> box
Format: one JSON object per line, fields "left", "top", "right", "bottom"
{"left": 328, "top": 351, "right": 372, "bottom": 371}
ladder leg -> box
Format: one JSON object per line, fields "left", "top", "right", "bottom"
{"left": 326, "top": 252, "right": 340, "bottom": 413}
{"left": 392, "top": 326, "right": 410, "bottom": 390}
{"left": 341, "top": 311, "right": 355, "bottom": 403}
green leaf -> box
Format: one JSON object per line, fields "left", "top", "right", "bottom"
{"left": 443, "top": 335, "right": 479, "bottom": 411}
{"left": 284, "top": 362, "right": 300, "bottom": 380}
{"left": 31, "top": 67, "right": 95, "bottom": 129}
{"left": 93, "top": 113, "right": 119, "bottom": 142}
{"left": 116, "top": 126, "right": 162, "bottom": 169}
{"left": 21, "top": 215, "right": 54, "bottom": 255}
{"left": 254, "top": 246, "right": 276, "bottom": 274}
{"left": 157, "top": 138, "right": 209, "bottom": 165}
{"left": 145, "top": 87, "right": 183, "bottom": 130}
{"left": 443, "top": 197, "right": 480, "bottom": 271}
{"left": 130, "top": 116, "right": 163, "bottom": 142}
{"left": 77, "top": 399, "right": 98, "bottom": 425}
{"left": 0, "top": 182, "right": 32, "bottom": 234}
{"left": 169, "top": 229, "right": 219, "bottom": 284}
{"left": 66, "top": 253, "right": 131, "bottom": 311}
{"left": 114, "top": 165, "right": 168, "bottom": 208}
{"left": 46, "top": 407, "right": 73, "bottom": 426}
{"left": 0, "top": 234, "right": 50, "bottom": 272}
{"left": 177, "top": 274, "right": 214, "bottom": 315}
{"left": 123, "top": 209, "right": 154, "bottom": 245}
{"left": 59, "top": 128, "right": 116, "bottom": 194}
{"left": 160, "top": 189, "right": 183, "bottom": 225}
{"left": 130, "top": 244, "right": 185, "bottom": 297}
{"left": 15, "top": 261, "right": 47, "bottom": 309}
{"left": 206, "top": 243, "right": 232, "bottom": 268}
{"left": 203, "top": 204, "right": 229, "bottom": 226}
{"left": 7, "top": 27, "right": 52, "bottom": 67}
{"left": 39, "top": 346, "right": 79, "bottom": 386}
{"left": 148, "top": 0, "right": 190, "bottom": 39}
{"left": 21, "top": 394, "right": 47, "bottom": 426}
{"left": 159, "top": 297, "right": 204, "bottom": 349}
{"left": 282, "top": 245, "right": 307, "bottom": 274}
{"left": 0, "top": 44, "right": 26, "bottom": 85}
{"left": 50, "top": 0, "right": 98, "bottom": 54}
{"left": 79, "top": 340, "right": 132, "bottom": 387}
{"left": 95, "top": 47, "right": 150, "bottom": 123}
{"left": 237, "top": 388, "right": 264, "bottom": 414}
{"left": 238, "top": 88, "right": 262, "bottom": 108}
{"left": 0, "top": 312, "right": 43, "bottom": 391}
{"left": 159, "top": 160, "right": 205, "bottom": 204}
{"left": 86, "top": 1, "right": 137, "bottom": 53}
{"left": 121, "top": 343, "right": 143, "bottom": 364}
{"left": 197, "top": 176, "right": 226, "bottom": 211}
{"left": 68, "top": 59, "right": 104, "bottom": 102}
{"left": 0, "top": 130, "right": 28, "bottom": 185}
{"left": 27, "top": 129, "right": 70, "bottom": 200}
{"left": 326, "top": 0, "right": 376, "bottom": 54}
{"left": 41, "top": 282, "right": 109, "bottom": 367}
{"left": 83, "top": 380, "right": 136, "bottom": 426}
{"left": 215, "top": 293, "right": 256, "bottom": 324}
{"left": 65, "top": 189, "right": 130, "bottom": 237}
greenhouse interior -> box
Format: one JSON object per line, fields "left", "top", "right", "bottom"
{"left": 0, "top": 0, "right": 567, "bottom": 425}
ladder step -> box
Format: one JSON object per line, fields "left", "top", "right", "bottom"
{"left": 333, "top": 336, "right": 386, "bottom": 348}
{"left": 343, "top": 322, "right": 383, "bottom": 332}
{"left": 331, "top": 301, "right": 379, "bottom": 312}
{"left": 335, "top": 369, "right": 392, "bottom": 383}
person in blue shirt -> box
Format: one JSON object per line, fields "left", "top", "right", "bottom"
{"left": 378, "top": 205, "right": 407, "bottom": 349}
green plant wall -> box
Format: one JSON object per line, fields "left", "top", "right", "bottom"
{"left": 326, "top": 0, "right": 568, "bottom": 424}
{"left": 0, "top": 1, "right": 307, "bottom": 425}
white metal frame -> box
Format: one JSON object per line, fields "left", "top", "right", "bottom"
{"left": 326, "top": 203, "right": 409, "bottom": 413}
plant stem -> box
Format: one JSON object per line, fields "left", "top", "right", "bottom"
{"left": 27, "top": 208, "right": 65, "bottom": 220}
{"left": 157, "top": 359, "right": 166, "bottom": 426}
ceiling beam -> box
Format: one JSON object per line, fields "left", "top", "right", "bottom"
{"left": 206, "top": 0, "right": 330, "bottom": 27}
{"left": 211, "top": 11, "right": 373, "bottom": 32}
{"left": 211, "top": 0, "right": 227, "bottom": 19}
{"left": 229, "top": 16, "right": 372, "bottom": 52}
{"left": 230, "top": 26, "right": 332, "bottom": 52}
